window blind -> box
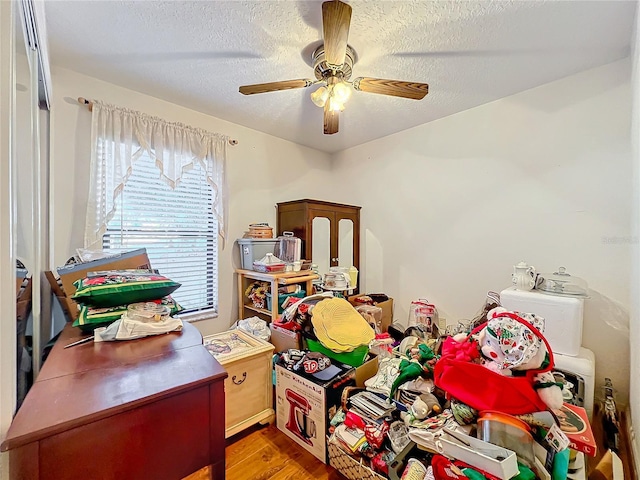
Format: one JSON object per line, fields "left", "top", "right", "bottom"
{"left": 103, "top": 153, "right": 218, "bottom": 313}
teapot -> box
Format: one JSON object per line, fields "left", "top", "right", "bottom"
{"left": 511, "top": 262, "right": 537, "bottom": 291}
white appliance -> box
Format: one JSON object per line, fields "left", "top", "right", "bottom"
{"left": 499, "top": 287, "right": 595, "bottom": 421}
{"left": 500, "top": 287, "right": 583, "bottom": 357}
{"left": 554, "top": 347, "right": 596, "bottom": 419}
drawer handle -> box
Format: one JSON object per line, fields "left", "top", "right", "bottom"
{"left": 232, "top": 372, "right": 247, "bottom": 385}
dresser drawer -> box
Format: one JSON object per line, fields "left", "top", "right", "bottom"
{"left": 224, "top": 353, "right": 271, "bottom": 429}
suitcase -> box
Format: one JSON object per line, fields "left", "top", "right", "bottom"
{"left": 274, "top": 232, "right": 302, "bottom": 263}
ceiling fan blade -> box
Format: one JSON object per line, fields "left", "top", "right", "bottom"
{"left": 352, "top": 77, "right": 429, "bottom": 100}
{"left": 322, "top": 0, "right": 352, "bottom": 69}
{"left": 239, "top": 79, "right": 314, "bottom": 95}
{"left": 324, "top": 103, "right": 339, "bottom": 135}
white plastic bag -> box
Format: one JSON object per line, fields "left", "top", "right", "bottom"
{"left": 94, "top": 314, "right": 183, "bottom": 342}
{"left": 236, "top": 316, "right": 271, "bottom": 342}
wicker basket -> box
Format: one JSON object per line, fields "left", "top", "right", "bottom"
{"left": 245, "top": 224, "right": 273, "bottom": 238}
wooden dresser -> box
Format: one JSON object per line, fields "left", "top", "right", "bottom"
{"left": 1, "top": 322, "right": 228, "bottom": 480}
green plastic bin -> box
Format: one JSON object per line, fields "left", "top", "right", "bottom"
{"left": 266, "top": 290, "right": 306, "bottom": 314}
{"left": 306, "top": 338, "right": 369, "bottom": 367}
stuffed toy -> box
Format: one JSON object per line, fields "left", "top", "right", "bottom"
{"left": 439, "top": 307, "right": 563, "bottom": 411}
{"left": 474, "top": 307, "right": 563, "bottom": 410}
{"left": 389, "top": 343, "right": 437, "bottom": 399}
{"left": 400, "top": 391, "right": 444, "bottom": 426}
{"left": 402, "top": 396, "right": 430, "bottom": 426}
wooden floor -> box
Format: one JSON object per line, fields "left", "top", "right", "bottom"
{"left": 186, "top": 424, "right": 344, "bottom": 480}
{"left": 226, "top": 424, "right": 344, "bottom": 480}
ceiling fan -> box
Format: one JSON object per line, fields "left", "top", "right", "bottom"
{"left": 239, "top": 0, "right": 429, "bottom": 135}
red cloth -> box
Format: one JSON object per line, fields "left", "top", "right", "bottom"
{"left": 452, "top": 459, "right": 501, "bottom": 480}
{"left": 431, "top": 454, "right": 467, "bottom": 480}
{"left": 434, "top": 312, "right": 554, "bottom": 415}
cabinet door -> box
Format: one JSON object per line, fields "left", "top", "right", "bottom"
{"left": 310, "top": 212, "right": 333, "bottom": 276}
{"left": 336, "top": 211, "right": 358, "bottom": 271}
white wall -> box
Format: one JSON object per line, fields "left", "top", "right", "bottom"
{"left": 332, "top": 59, "right": 633, "bottom": 401}
{"left": 629, "top": 0, "right": 640, "bottom": 467}
{"left": 49, "top": 66, "right": 334, "bottom": 337}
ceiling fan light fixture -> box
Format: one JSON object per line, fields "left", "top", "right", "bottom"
{"left": 328, "top": 96, "right": 344, "bottom": 112}
{"left": 311, "top": 85, "right": 330, "bottom": 107}
{"left": 332, "top": 81, "right": 352, "bottom": 104}
{"left": 238, "top": 0, "right": 429, "bottom": 135}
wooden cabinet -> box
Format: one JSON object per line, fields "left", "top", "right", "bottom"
{"left": 236, "top": 268, "right": 318, "bottom": 323}
{"left": 0, "top": 322, "right": 228, "bottom": 480}
{"left": 276, "top": 199, "right": 361, "bottom": 280}
{"left": 203, "top": 329, "right": 275, "bottom": 438}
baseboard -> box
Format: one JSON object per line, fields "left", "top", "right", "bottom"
{"left": 625, "top": 405, "right": 640, "bottom": 480}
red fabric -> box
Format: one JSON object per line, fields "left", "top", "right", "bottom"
{"left": 431, "top": 454, "right": 467, "bottom": 480}
{"left": 452, "top": 459, "right": 501, "bottom": 480}
{"left": 434, "top": 311, "right": 554, "bottom": 415}
{"left": 441, "top": 336, "right": 481, "bottom": 362}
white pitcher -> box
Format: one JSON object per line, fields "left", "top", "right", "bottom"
{"left": 512, "top": 262, "right": 537, "bottom": 291}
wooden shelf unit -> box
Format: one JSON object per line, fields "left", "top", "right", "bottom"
{"left": 236, "top": 269, "right": 319, "bottom": 322}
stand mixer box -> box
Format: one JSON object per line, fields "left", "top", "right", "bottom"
{"left": 276, "top": 363, "right": 355, "bottom": 463}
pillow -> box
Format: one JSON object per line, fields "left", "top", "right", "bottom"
{"left": 72, "top": 296, "right": 184, "bottom": 332}
{"left": 72, "top": 270, "right": 181, "bottom": 307}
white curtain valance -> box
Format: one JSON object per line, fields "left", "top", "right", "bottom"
{"left": 84, "top": 100, "right": 228, "bottom": 250}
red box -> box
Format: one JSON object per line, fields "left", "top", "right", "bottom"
{"left": 554, "top": 403, "right": 597, "bottom": 457}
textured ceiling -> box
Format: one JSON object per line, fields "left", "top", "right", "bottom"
{"left": 44, "top": 0, "right": 636, "bottom": 153}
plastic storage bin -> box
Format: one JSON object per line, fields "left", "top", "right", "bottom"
{"left": 306, "top": 338, "right": 369, "bottom": 367}
{"left": 266, "top": 290, "right": 306, "bottom": 314}
{"left": 237, "top": 238, "right": 279, "bottom": 270}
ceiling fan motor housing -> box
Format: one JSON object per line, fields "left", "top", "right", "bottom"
{"left": 312, "top": 44, "right": 356, "bottom": 81}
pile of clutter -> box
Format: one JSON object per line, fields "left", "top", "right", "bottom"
{"left": 70, "top": 269, "right": 184, "bottom": 341}
{"left": 329, "top": 297, "right": 594, "bottom": 480}
{"left": 273, "top": 289, "right": 596, "bottom": 480}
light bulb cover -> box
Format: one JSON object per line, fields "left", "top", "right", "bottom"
{"left": 332, "top": 82, "right": 352, "bottom": 104}
{"left": 311, "top": 86, "right": 329, "bottom": 107}
{"left": 328, "top": 96, "right": 344, "bottom": 112}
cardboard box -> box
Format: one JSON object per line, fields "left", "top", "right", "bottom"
{"left": 354, "top": 354, "right": 379, "bottom": 388}
{"left": 276, "top": 363, "right": 355, "bottom": 463}
{"left": 348, "top": 295, "right": 394, "bottom": 332}
{"left": 554, "top": 403, "right": 597, "bottom": 457}
{"left": 47, "top": 248, "right": 151, "bottom": 321}
{"left": 270, "top": 323, "right": 302, "bottom": 353}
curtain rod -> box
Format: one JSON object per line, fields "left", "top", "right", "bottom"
{"left": 77, "top": 97, "right": 239, "bottom": 146}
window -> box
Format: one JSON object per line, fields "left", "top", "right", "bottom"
{"left": 103, "top": 153, "right": 218, "bottom": 314}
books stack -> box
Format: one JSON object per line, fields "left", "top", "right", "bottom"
{"left": 349, "top": 391, "right": 395, "bottom": 421}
